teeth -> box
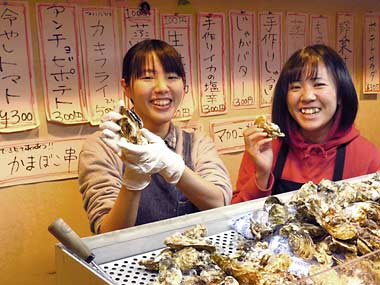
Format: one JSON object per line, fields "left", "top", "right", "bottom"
{"left": 152, "top": 99, "right": 171, "bottom": 106}
{"left": 300, "top": 108, "right": 320, "bottom": 114}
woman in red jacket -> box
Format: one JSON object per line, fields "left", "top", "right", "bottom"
{"left": 233, "top": 44, "right": 380, "bottom": 203}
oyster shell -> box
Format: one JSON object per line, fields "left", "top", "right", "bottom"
{"left": 164, "top": 225, "right": 216, "bottom": 253}
{"left": 254, "top": 115, "right": 285, "bottom": 138}
{"left": 117, "top": 106, "right": 147, "bottom": 145}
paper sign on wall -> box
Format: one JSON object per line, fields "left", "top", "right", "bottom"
{"left": 36, "top": 3, "right": 87, "bottom": 124}
{"left": 0, "top": 2, "right": 40, "bottom": 133}
{"left": 80, "top": 6, "right": 122, "bottom": 125}
{"left": 0, "top": 137, "right": 86, "bottom": 188}
{"left": 209, "top": 116, "right": 259, "bottom": 154}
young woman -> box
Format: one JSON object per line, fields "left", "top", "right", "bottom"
{"left": 79, "top": 39, "right": 232, "bottom": 233}
{"left": 233, "top": 44, "right": 380, "bottom": 203}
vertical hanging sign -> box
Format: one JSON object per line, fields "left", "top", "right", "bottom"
{"left": 161, "top": 13, "right": 196, "bottom": 121}
{"left": 363, "top": 13, "right": 380, "bottom": 94}
{"left": 310, "top": 14, "right": 330, "bottom": 45}
{"left": 197, "top": 12, "right": 227, "bottom": 117}
{"left": 80, "top": 6, "right": 122, "bottom": 125}
{"left": 36, "top": 3, "right": 87, "bottom": 124}
{"left": 229, "top": 10, "right": 257, "bottom": 110}
{"left": 258, "top": 11, "right": 282, "bottom": 107}
{"left": 336, "top": 12, "right": 355, "bottom": 81}
{"left": 285, "top": 12, "right": 308, "bottom": 61}
{"left": 122, "top": 7, "right": 159, "bottom": 54}
{"left": 0, "top": 1, "right": 40, "bottom": 132}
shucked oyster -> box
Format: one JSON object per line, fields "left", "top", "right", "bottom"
{"left": 117, "top": 106, "right": 147, "bottom": 145}
{"left": 254, "top": 115, "right": 285, "bottom": 138}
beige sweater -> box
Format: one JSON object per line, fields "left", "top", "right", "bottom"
{"left": 78, "top": 125, "right": 232, "bottom": 233}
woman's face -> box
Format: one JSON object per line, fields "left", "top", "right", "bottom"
{"left": 123, "top": 53, "right": 184, "bottom": 132}
{"left": 286, "top": 62, "right": 338, "bottom": 143}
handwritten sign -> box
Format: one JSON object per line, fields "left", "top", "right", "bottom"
{"left": 122, "top": 7, "right": 158, "bottom": 54}
{"left": 210, "top": 116, "right": 259, "bottom": 154}
{"left": 229, "top": 10, "right": 257, "bottom": 110}
{"left": 258, "top": 12, "right": 282, "bottom": 107}
{"left": 36, "top": 3, "right": 87, "bottom": 124}
{"left": 80, "top": 6, "right": 122, "bottom": 125}
{"left": 161, "top": 13, "right": 196, "bottom": 121}
{"left": 198, "top": 12, "right": 227, "bottom": 116}
{"left": 0, "top": 137, "right": 86, "bottom": 188}
{"left": 363, "top": 14, "right": 380, "bottom": 93}
{"left": 310, "top": 14, "right": 329, "bottom": 45}
{"left": 0, "top": 2, "right": 40, "bottom": 133}
{"left": 336, "top": 12, "right": 355, "bottom": 79}
{"left": 285, "top": 12, "right": 308, "bottom": 60}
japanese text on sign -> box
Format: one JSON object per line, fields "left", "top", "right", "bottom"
{"left": 0, "top": 2, "right": 40, "bottom": 133}
{"left": 37, "top": 3, "right": 87, "bottom": 124}
{"left": 285, "top": 12, "right": 307, "bottom": 61}
{"left": 161, "top": 13, "right": 196, "bottom": 121}
{"left": 310, "top": 14, "right": 329, "bottom": 45}
{"left": 0, "top": 137, "right": 86, "bottom": 188}
{"left": 122, "top": 7, "right": 158, "bottom": 53}
{"left": 363, "top": 14, "right": 380, "bottom": 93}
{"left": 336, "top": 13, "right": 355, "bottom": 78}
{"left": 198, "top": 13, "right": 227, "bottom": 116}
{"left": 229, "top": 10, "right": 257, "bottom": 110}
{"left": 210, "top": 116, "right": 257, "bottom": 154}
{"left": 80, "top": 7, "right": 122, "bottom": 125}
{"left": 258, "top": 12, "right": 282, "bottom": 107}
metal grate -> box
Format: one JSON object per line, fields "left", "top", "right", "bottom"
{"left": 100, "top": 230, "right": 240, "bottom": 285}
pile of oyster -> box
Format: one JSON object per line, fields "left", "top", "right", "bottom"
{"left": 249, "top": 173, "right": 380, "bottom": 282}
{"left": 139, "top": 173, "right": 380, "bottom": 284}
{"left": 139, "top": 224, "right": 300, "bottom": 285}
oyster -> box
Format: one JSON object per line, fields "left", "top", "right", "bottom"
{"left": 254, "top": 115, "right": 285, "bottom": 138}
{"left": 280, "top": 223, "right": 315, "bottom": 260}
{"left": 117, "top": 106, "right": 147, "bottom": 145}
{"left": 164, "top": 225, "right": 216, "bottom": 253}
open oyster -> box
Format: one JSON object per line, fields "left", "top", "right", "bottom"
{"left": 117, "top": 106, "right": 147, "bottom": 145}
{"left": 254, "top": 115, "right": 285, "bottom": 138}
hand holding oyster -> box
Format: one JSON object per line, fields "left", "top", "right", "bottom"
{"left": 117, "top": 106, "right": 148, "bottom": 145}
{"left": 254, "top": 115, "right": 285, "bottom": 139}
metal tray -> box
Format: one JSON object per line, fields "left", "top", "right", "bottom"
{"left": 54, "top": 173, "right": 378, "bottom": 285}
{"left": 55, "top": 195, "right": 283, "bottom": 285}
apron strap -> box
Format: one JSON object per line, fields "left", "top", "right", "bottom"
{"left": 332, "top": 144, "right": 346, "bottom": 181}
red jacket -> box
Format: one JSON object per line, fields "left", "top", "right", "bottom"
{"left": 232, "top": 124, "right": 380, "bottom": 203}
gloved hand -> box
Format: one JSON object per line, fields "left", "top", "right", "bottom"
{"left": 99, "top": 100, "right": 124, "bottom": 156}
{"left": 118, "top": 128, "right": 186, "bottom": 185}
{"left": 100, "top": 100, "right": 151, "bottom": 190}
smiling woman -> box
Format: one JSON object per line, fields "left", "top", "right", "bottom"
{"left": 78, "top": 39, "right": 232, "bottom": 234}
{"left": 232, "top": 44, "right": 380, "bottom": 203}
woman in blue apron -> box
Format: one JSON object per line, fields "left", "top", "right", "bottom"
{"left": 79, "top": 39, "right": 232, "bottom": 234}
{"left": 233, "top": 44, "right": 380, "bottom": 203}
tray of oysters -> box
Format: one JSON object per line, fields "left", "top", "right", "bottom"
{"left": 133, "top": 173, "right": 380, "bottom": 285}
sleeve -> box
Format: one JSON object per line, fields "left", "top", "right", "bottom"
{"left": 78, "top": 132, "right": 124, "bottom": 233}
{"left": 232, "top": 151, "right": 274, "bottom": 203}
{"left": 190, "top": 130, "right": 233, "bottom": 205}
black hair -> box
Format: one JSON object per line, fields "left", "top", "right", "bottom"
{"left": 272, "top": 44, "right": 358, "bottom": 136}
{"left": 122, "top": 39, "right": 186, "bottom": 87}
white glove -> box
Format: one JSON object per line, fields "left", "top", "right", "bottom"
{"left": 118, "top": 129, "right": 186, "bottom": 185}
{"left": 121, "top": 161, "right": 151, "bottom": 190}
{"left": 99, "top": 100, "right": 124, "bottom": 156}
{"left": 100, "top": 100, "right": 151, "bottom": 190}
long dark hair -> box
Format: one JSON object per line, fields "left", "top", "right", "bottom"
{"left": 272, "top": 44, "right": 358, "bottom": 137}
{"left": 122, "top": 39, "right": 186, "bottom": 87}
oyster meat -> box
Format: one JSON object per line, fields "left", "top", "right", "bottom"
{"left": 254, "top": 115, "right": 285, "bottom": 138}
{"left": 117, "top": 106, "right": 147, "bottom": 145}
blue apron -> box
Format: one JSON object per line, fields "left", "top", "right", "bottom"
{"left": 272, "top": 142, "right": 347, "bottom": 195}
{"left": 135, "top": 131, "right": 200, "bottom": 226}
